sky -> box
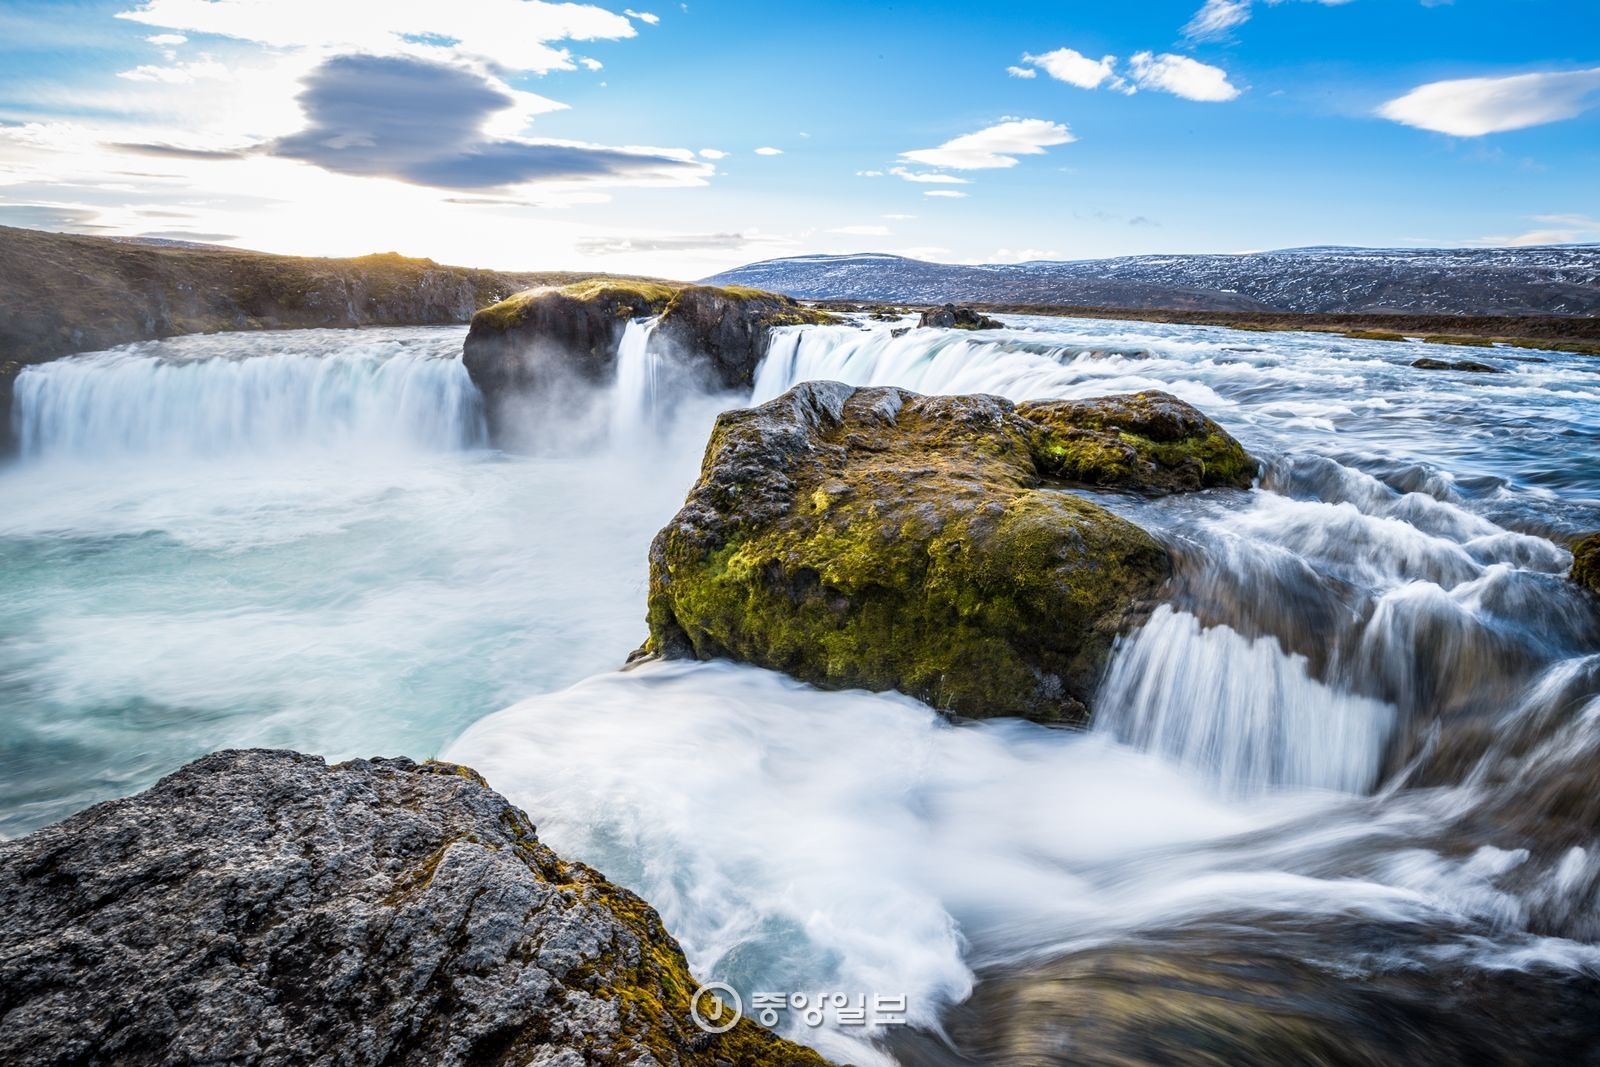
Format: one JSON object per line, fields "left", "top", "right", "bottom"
{"left": 0, "top": 0, "right": 1597, "bottom": 277}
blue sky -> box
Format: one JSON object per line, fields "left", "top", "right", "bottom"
{"left": 0, "top": 0, "right": 1596, "bottom": 275}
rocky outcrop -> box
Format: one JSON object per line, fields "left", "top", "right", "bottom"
{"left": 644, "top": 382, "right": 1254, "bottom": 723}
{"left": 0, "top": 749, "right": 828, "bottom": 1067}
{"left": 1411, "top": 356, "right": 1502, "bottom": 373}
{"left": 0, "top": 225, "right": 601, "bottom": 449}
{"left": 918, "top": 303, "right": 1004, "bottom": 330}
{"left": 1573, "top": 534, "right": 1600, "bottom": 597}
{"left": 462, "top": 280, "right": 834, "bottom": 446}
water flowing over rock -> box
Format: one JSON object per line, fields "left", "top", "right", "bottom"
{"left": 1412, "top": 356, "right": 1503, "bottom": 373}
{"left": 462, "top": 280, "right": 834, "bottom": 446}
{"left": 645, "top": 381, "right": 1253, "bottom": 722}
{"left": 1572, "top": 534, "right": 1600, "bottom": 597}
{"left": 917, "top": 304, "right": 1005, "bottom": 331}
{"left": 0, "top": 749, "right": 828, "bottom": 1067}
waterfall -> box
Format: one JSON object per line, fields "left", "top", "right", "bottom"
{"left": 13, "top": 333, "right": 486, "bottom": 459}
{"left": 610, "top": 317, "right": 662, "bottom": 445}
{"left": 1094, "top": 606, "right": 1395, "bottom": 794}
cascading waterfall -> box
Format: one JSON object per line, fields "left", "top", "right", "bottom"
{"left": 609, "top": 316, "right": 662, "bottom": 445}
{"left": 12, "top": 329, "right": 485, "bottom": 458}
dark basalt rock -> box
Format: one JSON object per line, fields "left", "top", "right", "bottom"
{"left": 1411, "top": 356, "right": 1502, "bottom": 373}
{"left": 917, "top": 303, "right": 1005, "bottom": 330}
{"left": 0, "top": 749, "right": 829, "bottom": 1067}
{"left": 462, "top": 280, "right": 835, "bottom": 446}
{"left": 644, "top": 382, "right": 1254, "bottom": 724}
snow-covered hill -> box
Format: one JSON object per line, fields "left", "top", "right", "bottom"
{"left": 705, "top": 246, "right": 1600, "bottom": 316}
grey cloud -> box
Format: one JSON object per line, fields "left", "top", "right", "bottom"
{"left": 110, "top": 142, "right": 252, "bottom": 160}
{"left": 272, "top": 54, "right": 706, "bottom": 189}
{"left": 0, "top": 204, "right": 113, "bottom": 230}
{"left": 136, "top": 230, "right": 239, "bottom": 242}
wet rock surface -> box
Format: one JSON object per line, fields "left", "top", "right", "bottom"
{"left": 917, "top": 303, "right": 1005, "bottom": 330}
{"left": 645, "top": 381, "right": 1253, "bottom": 722}
{"left": 462, "top": 280, "right": 834, "bottom": 445}
{"left": 0, "top": 749, "right": 828, "bottom": 1067}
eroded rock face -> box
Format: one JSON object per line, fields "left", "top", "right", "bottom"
{"left": 918, "top": 303, "right": 1005, "bottom": 330}
{"left": 462, "top": 280, "right": 834, "bottom": 445}
{"left": 645, "top": 382, "right": 1254, "bottom": 723}
{"left": 0, "top": 749, "right": 828, "bottom": 1067}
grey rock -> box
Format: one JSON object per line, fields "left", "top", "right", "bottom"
{"left": 0, "top": 749, "right": 829, "bottom": 1067}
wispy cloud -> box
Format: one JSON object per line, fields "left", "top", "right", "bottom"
{"left": 754, "top": 146, "right": 783, "bottom": 156}
{"left": 1182, "top": 0, "right": 1353, "bottom": 42}
{"left": 1377, "top": 68, "right": 1600, "bottom": 136}
{"left": 888, "top": 166, "right": 969, "bottom": 184}
{"left": 1128, "top": 52, "right": 1240, "bottom": 102}
{"left": 901, "top": 118, "right": 1074, "bottom": 170}
{"left": 924, "top": 189, "right": 968, "bottom": 198}
{"left": 1006, "top": 65, "right": 1036, "bottom": 79}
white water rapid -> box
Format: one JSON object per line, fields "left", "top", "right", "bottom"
{"left": 5, "top": 314, "right": 1599, "bottom": 1065}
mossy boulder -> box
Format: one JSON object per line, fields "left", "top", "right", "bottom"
{"left": 1572, "top": 534, "right": 1600, "bottom": 596}
{"left": 919, "top": 303, "right": 1005, "bottom": 330}
{"left": 0, "top": 749, "right": 829, "bottom": 1067}
{"left": 645, "top": 382, "right": 1254, "bottom": 723}
{"left": 462, "top": 279, "right": 835, "bottom": 445}
{"left": 1019, "top": 391, "right": 1257, "bottom": 493}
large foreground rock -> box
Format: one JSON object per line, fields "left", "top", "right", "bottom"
{"left": 463, "top": 280, "right": 834, "bottom": 445}
{"left": 645, "top": 382, "right": 1254, "bottom": 723}
{"left": 0, "top": 750, "right": 827, "bottom": 1067}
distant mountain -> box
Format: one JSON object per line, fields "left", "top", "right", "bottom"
{"left": 705, "top": 246, "right": 1600, "bottom": 317}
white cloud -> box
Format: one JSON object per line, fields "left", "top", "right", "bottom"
{"left": 924, "top": 189, "right": 968, "bottom": 198}
{"left": 699, "top": 148, "right": 727, "bottom": 159}
{"left": 888, "top": 166, "right": 969, "bottom": 184}
{"left": 1377, "top": 68, "right": 1600, "bottom": 136}
{"left": 117, "top": 56, "right": 231, "bottom": 83}
{"left": 754, "top": 146, "right": 783, "bottom": 156}
{"left": 1021, "top": 48, "right": 1119, "bottom": 90}
{"left": 624, "top": 8, "right": 660, "bottom": 23}
{"left": 901, "top": 118, "right": 1074, "bottom": 170}
{"left": 1128, "top": 52, "right": 1240, "bottom": 102}
{"left": 982, "top": 247, "right": 1060, "bottom": 263}
{"left": 144, "top": 32, "right": 187, "bottom": 45}
{"left": 1478, "top": 214, "right": 1600, "bottom": 246}
{"left": 1006, "top": 65, "right": 1036, "bottom": 79}
{"left": 829, "top": 224, "right": 892, "bottom": 236}
{"left": 1183, "top": 0, "right": 1252, "bottom": 39}
{"left": 115, "top": 0, "right": 638, "bottom": 74}
{"left": 578, "top": 57, "right": 603, "bottom": 71}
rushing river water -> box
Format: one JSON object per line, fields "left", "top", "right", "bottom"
{"left": 4, "top": 317, "right": 1599, "bottom": 1064}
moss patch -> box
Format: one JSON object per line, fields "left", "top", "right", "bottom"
{"left": 1572, "top": 534, "right": 1600, "bottom": 597}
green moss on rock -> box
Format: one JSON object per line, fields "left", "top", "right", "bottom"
{"left": 1019, "top": 391, "right": 1258, "bottom": 492}
{"left": 1572, "top": 534, "right": 1600, "bottom": 597}
{"left": 646, "top": 383, "right": 1253, "bottom": 723}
